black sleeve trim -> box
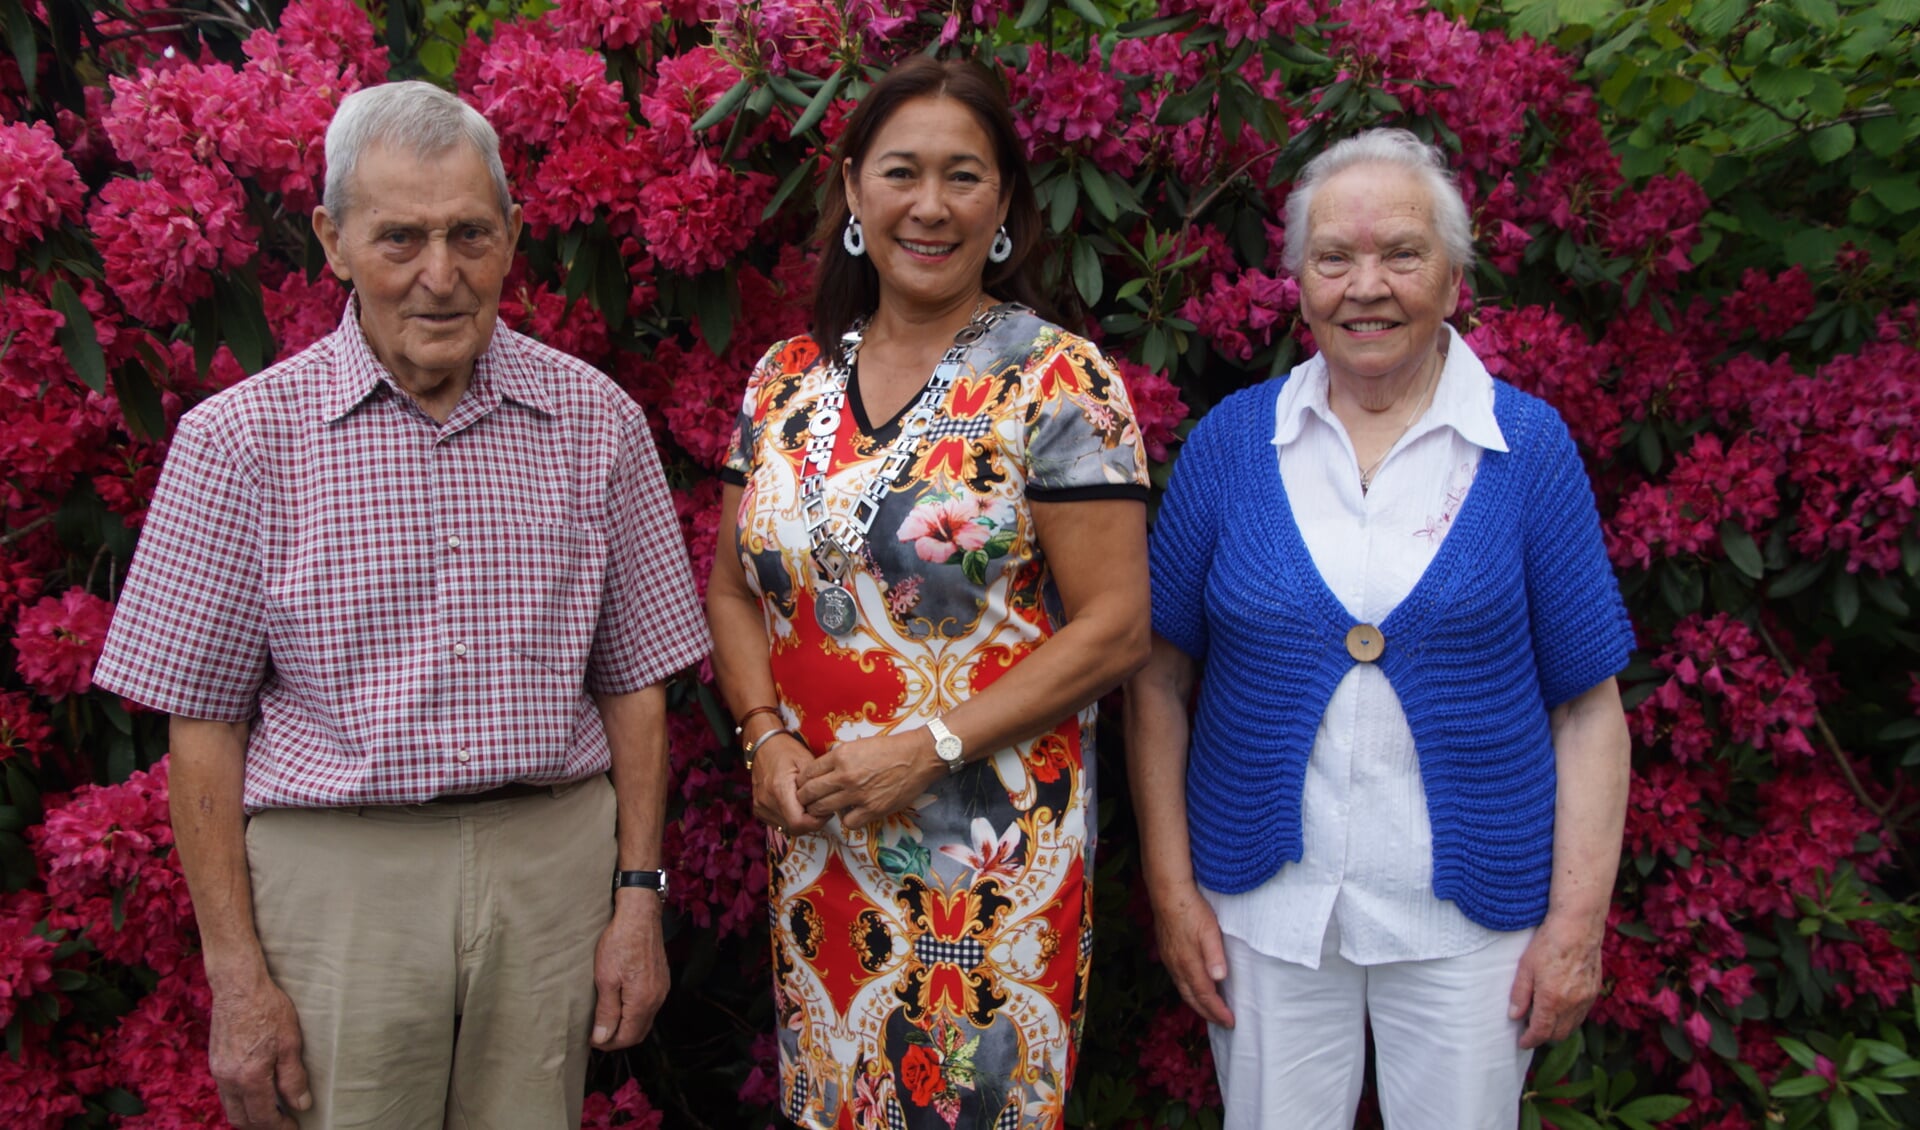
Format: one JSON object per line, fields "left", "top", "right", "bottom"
{"left": 1026, "top": 483, "right": 1151, "bottom": 503}
{"left": 718, "top": 467, "right": 748, "bottom": 487}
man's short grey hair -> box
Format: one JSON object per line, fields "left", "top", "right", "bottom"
{"left": 323, "top": 81, "right": 512, "bottom": 221}
{"left": 1282, "top": 127, "right": 1475, "bottom": 276}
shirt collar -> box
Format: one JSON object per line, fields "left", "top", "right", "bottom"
{"left": 1271, "top": 323, "right": 1508, "bottom": 454}
{"left": 319, "top": 297, "right": 555, "bottom": 423}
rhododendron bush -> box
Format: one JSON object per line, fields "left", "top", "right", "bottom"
{"left": 2, "top": 0, "right": 1916, "bottom": 1126}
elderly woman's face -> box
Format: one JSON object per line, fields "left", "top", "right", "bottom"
{"left": 844, "top": 95, "right": 1010, "bottom": 320}
{"left": 1298, "top": 163, "right": 1461, "bottom": 389}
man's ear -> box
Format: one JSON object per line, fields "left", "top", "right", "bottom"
{"left": 312, "top": 207, "right": 352, "bottom": 283}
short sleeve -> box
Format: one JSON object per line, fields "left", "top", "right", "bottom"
{"left": 1522, "top": 407, "right": 1636, "bottom": 706}
{"left": 589, "top": 411, "right": 713, "bottom": 693}
{"left": 92, "top": 412, "right": 269, "bottom": 721}
{"left": 720, "top": 340, "right": 788, "bottom": 488}
{"left": 1023, "top": 337, "right": 1151, "bottom": 502}
{"left": 1147, "top": 396, "right": 1235, "bottom": 663}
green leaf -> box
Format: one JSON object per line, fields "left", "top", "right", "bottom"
{"left": 49, "top": 280, "right": 107, "bottom": 393}
{"left": 1157, "top": 84, "right": 1217, "bottom": 127}
{"left": 1541, "top": 1106, "right": 1605, "bottom": 1130}
{"left": 1749, "top": 64, "right": 1815, "bottom": 108}
{"left": 111, "top": 361, "right": 167, "bottom": 442}
{"left": 1770, "top": 1075, "right": 1831, "bottom": 1097}
{"left": 1618, "top": 1096, "right": 1691, "bottom": 1120}
{"left": 1118, "top": 12, "right": 1200, "bottom": 36}
{"left": 1554, "top": 0, "right": 1617, "bottom": 25}
{"left": 690, "top": 269, "right": 735, "bottom": 356}
{"left": 1535, "top": 1030, "right": 1585, "bottom": 1085}
{"left": 1015, "top": 0, "right": 1050, "bottom": 29}
{"left": 1769, "top": 557, "right": 1827, "bottom": 598}
{"left": 97, "top": 1089, "right": 145, "bottom": 1117}
{"left": 1080, "top": 165, "right": 1118, "bottom": 222}
{"left": 1860, "top": 574, "right": 1910, "bottom": 616}
{"left": 0, "top": 1, "right": 38, "bottom": 101}
{"left": 1859, "top": 114, "right": 1905, "bottom": 159}
{"left": 214, "top": 273, "right": 276, "bottom": 374}
{"left": 1866, "top": 176, "right": 1920, "bottom": 214}
{"left": 1827, "top": 1092, "right": 1858, "bottom": 1130}
{"left": 1719, "top": 522, "right": 1764, "bottom": 579}
{"left": 763, "top": 160, "right": 814, "bottom": 222}
{"left": 1072, "top": 241, "right": 1102, "bottom": 306}
{"left": 1060, "top": 0, "right": 1109, "bottom": 26}
{"left": 693, "top": 77, "right": 750, "bottom": 131}
{"left": 1793, "top": 0, "right": 1841, "bottom": 27}
{"left": 1809, "top": 122, "right": 1855, "bottom": 162}
{"left": 417, "top": 37, "right": 458, "bottom": 79}
{"left": 1832, "top": 570, "right": 1861, "bottom": 627}
{"left": 789, "top": 66, "right": 844, "bottom": 137}
{"left": 1048, "top": 174, "right": 1079, "bottom": 233}
{"left": 1689, "top": 0, "right": 1750, "bottom": 35}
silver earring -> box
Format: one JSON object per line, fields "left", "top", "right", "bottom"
{"left": 843, "top": 217, "right": 865, "bottom": 257}
{"left": 988, "top": 226, "right": 1013, "bottom": 264}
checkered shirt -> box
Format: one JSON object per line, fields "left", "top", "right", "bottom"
{"left": 93, "top": 304, "right": 711, "bottom": 811}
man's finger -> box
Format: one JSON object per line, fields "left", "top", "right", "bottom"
{"left": 276, "top": 1035, "right": 312, "bottom": 1113}
{"left": 590, "top": 977, "right": 622, "bottom": 1049}
{"left": 237, "top": 1072, "right": 288, "bottom": 1130}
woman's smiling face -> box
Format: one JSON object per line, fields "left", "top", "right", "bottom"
{"left": 844, "top": 94, "right": 1011, "bottom": 320}
{"left": 1297, "top": 161, "right": 1462, "bottom": 389}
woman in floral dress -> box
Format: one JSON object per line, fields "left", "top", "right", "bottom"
{"left": 705, "top": 58, "right": 1150, "bottom": 1130}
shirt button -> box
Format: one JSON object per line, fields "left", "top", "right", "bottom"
{"left": 452, "top": 642, "right": 468, "bottom": 657}
{"left": 447, "top": 535, "right": 462, "bottom": 549}
{"left": 1346, "top": 623, "right": 1385, "bottom": 663}
{"left": 455, "top": 749, "right": 471, "bottom": 763}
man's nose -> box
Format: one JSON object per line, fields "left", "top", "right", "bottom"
{"left": 418, "top": 236, "right": 458, "bottom": 294}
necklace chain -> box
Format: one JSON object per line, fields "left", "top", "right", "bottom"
{"left": 1356, "top": 350, "right": 1444, "bottom": 494}
{"left": 799, "top": 299, "right": 1008, "bottom": 584}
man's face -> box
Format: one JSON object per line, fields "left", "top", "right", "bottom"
{"left": 313, "top": 141, "right": 521, "bottom": 401}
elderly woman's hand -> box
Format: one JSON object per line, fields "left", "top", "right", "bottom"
{"left": 795, "top": 729, "right": 943, "bottom": 830}
{"left": 1508, "top": 910, "right": 1604, "bottom": 1048}
{"left": 1152, "top": 880, "right": 1236, "bottom": 1029}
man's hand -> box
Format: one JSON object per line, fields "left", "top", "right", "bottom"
{"left": 591, "top": 892, "right": 669, "bottom": 1050}
{"left": 208, "top": 970, "right": 310, "bottom": 1130}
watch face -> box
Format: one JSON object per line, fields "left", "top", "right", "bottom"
{"left": 935, "top": 735, "right": 962, "bottom": 762}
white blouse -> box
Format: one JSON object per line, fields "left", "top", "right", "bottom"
{"left": 1201, "top": 325, "right": 1520, "bottom": 967}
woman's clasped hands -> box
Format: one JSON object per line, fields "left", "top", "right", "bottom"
{"left": 750, "top": 728, "right": 942, "bottom": 835}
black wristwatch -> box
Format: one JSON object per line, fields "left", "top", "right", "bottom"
{"left": 613, "top": 869, "right": 669, "bottom": 897}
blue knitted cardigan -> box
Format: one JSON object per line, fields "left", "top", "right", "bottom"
{"left": 1148, "top": 374, "right": 1635, "bottom": 931}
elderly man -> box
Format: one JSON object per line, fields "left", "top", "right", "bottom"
{"left": 93, "top": 81, "right": 710, "bottom": 1130}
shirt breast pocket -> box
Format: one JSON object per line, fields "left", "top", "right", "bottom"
{"left": 491, "top": 521, "right": 609, "bottom": 679}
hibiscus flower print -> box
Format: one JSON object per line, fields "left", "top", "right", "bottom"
{"left": 938, "top": 817, "right": 1023, "bottom": 883}
{"left": 897, "top": 493, "right": 1019, "bottom": 583}
{"left": 897, "top": 496, "right": 993, "bottom": 563}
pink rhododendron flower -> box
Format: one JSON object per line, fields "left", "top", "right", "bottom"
{"left": 634, "top": 150, "right": 774, "bottom": 275}
{"left": 1112, "top": 360, "right": 1189, "bottom": 463}
{"left": 0, "top": 121, "right": 85, "bottom": 270}
{"left": 104, "top": 955, "right": 222, "bottom": 1125}
{"left": 1181, "top": 269, "right": 1297, "bottom": 362}
{"left": 581, "top": 1078, "right": 667, "bottom": 1128}
{"left": 12, "top": 588, "right": 115, "bottom": 700}
{"left": 0, "top": 890, "right": 56, "bottom": 1030}
{"left": 1136, "top": 1002, "right": 1220, "bottom": 1109}
{"left": 88, "top": 164, "right": 258, "bottom": 327}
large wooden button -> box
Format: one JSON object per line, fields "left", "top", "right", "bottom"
{"left": 1346, "top": 623, "right": 1385, "bottom": 663}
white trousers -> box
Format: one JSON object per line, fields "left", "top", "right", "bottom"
{"left": 1207, "top": 923, "right": 1536, "bottom": 1130}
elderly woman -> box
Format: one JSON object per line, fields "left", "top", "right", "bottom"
{"left": 1124, "top": 128, "right": 1633, "bottom": 1128}
{"left": 706, "top": 57, "right": 1151, "bottom": 1130}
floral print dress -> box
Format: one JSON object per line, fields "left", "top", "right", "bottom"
{"left": 721, "top": 307, "right": 1149, "bottom": 1130}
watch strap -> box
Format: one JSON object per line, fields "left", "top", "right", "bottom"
{"left": 613, "top": 869, "right": 669, "bottom": 896}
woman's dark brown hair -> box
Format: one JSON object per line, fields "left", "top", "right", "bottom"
{"left": 811, "top": 56, "right": 1050, "bottom": 365}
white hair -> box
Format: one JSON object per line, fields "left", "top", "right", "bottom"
{"left": 322, "top": 81, "right": 511, "bottom": 220}
{"left": 1282, "top": 127, "right": 1475, "bottom": 276}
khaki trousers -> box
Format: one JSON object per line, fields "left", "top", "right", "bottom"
{"left": 246, "top": 776, "right": 616, "bottom": 1130}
